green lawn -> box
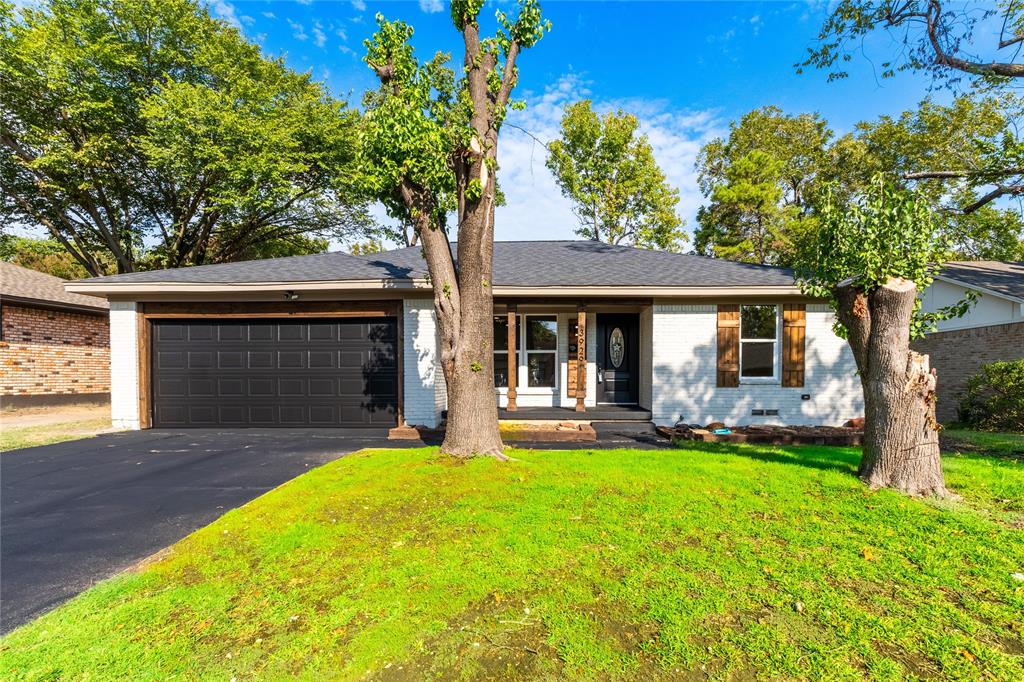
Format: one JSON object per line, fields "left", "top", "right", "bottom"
{"left": 0, "top": 417, "right": 111, "bottom": 452}
{"left": 2, "top": 443, "right": 1022, "bottom": 680}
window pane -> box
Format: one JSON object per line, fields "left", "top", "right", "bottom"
{"left": 741, "top": 341, "right": 775, "bottom": 377}
{"left": 494, "top": 352, "right": 508, "bottom": 387}
{"left": 741, "top": 305, "right": 776, "bottom": 339}
{"left": 493, "top": 316, "right": 508, "bottom": 351}
{"left": 527, "top": 353, "right": 555, "bottom": 387}
{"left": 526, "top": 316, "right": 557, "bottom": 350}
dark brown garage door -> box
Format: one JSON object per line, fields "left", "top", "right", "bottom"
{"left": 151, "top": 318, "right": 398, "bottom": 427}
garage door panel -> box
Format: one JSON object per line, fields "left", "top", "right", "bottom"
{"left": 218, "top": 324, "right": 245, "bottom": 341}
{"left": 278, "top": 351, "right": 305, "bottom": 369}
{"left": 278, "top": 325, "right": 305, "bottom": 342}
{"left": 308, "top": 323, "right": 335, "bottom": 341}
{"left": 188, "top": 377, "right": 215, "bottom": 396}
{"left": 309, "top": 377, "right": 336, "bottom": 396}
{"left": 249, "top": 325, "right": 274, "bottom": 342}
{"left": 218, "top": 351, "right": 245, "bottom": 369}
{"left": 248, "top": 351, "right": 274, "bottom": 369}
{"left": 279, "top": 378, "right": 305, "bottom": 396}
{"left": 188, "top": 325, "right": 214, "bottom": 341}
{"left": 248, "top": 378, "right": 275, "bottom": 396}
{"left": 157, "top": 351, "right": 186, "bottom": 370}
{"left": 188, "top": 351, "right": 213, "bottom": 368}
{"left": 152, "top": 318, "right": 398, "bottom": 428}
{"left": 218, "top": 405, "right": 247, "bottom": 423}
{"left": 308, "top": 350, "right": 335, "bottom": 369}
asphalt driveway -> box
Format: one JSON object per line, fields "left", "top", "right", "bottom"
{"left": 1, "top": 429, "right": 406, "bottom": 633}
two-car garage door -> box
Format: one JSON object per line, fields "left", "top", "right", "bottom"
{"left": 151, "top": 318, "right": 398, "bottom": 427}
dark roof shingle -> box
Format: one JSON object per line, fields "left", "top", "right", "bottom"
{"left": 1, "top": 262, "right": 108, "bottom": 310}
{"left": 940, "top": 261, "right": 1024, "bottom": 301}
{"left": 73, "top": 240, "right": 796, "bottom": 288}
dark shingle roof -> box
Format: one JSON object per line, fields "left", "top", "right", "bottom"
{"left": 939, "top": 261, "right": 1024, "bottom": 302}
{"left": 73, "top": 240, "right": 796, "bottom": 288}
{"left": 1, "top": 261, "right": 108, "bottom": 310}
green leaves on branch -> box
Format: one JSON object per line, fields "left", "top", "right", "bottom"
{"left": 794, "top": 175, "right": 970, "bottom": 339}
{"left": 546, "top": 100, "right": 685, "bottom": 251}
{"left": 0, "top": 0, "right": 368, "bottom": 275}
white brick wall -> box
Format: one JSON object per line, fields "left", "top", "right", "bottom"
{"left": 109, "top": 301, "right": 140, "bottom": 429}
{"left": 650, "top": 302, "right": 862, "bottom": 427}
{"left": 403, "top": 298, "right": 445, "bottom": 428}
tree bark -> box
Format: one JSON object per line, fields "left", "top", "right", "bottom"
{"left": 835, "top": 277, "right": 949, "bottom": 496}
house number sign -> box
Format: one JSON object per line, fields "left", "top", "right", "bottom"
{"left": 609, "top": 328, "right": 625, "bottom": 368}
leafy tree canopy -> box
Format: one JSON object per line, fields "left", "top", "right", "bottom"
{"left": 695, "top": 107, "right": 836, "bottom": 265}
{"left": 0, "top": 0, "right": 371, "bottom": 275}
{"left": 0, "top": 233, "right": 93, "bottom": 279}
{"left": 546, "top": 100, "right": 684, "bottom": 250}
{"left": 794, "top": 176, "right": 972, "bottom": 340}
{"left": 696, "top": 100, "right": 1024, "bottom": 264}
{"left": 801, "top": 0, "right": 1024, "bottom": 219}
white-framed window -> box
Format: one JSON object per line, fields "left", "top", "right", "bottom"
{"left": 524, "top": 315, "right": 557, "bottom": 388}
{"left": 739, "top": 304, "right": 779, "bottom": 381}
{"left": 492, "top": 314, "right": 559, "bottom": 390}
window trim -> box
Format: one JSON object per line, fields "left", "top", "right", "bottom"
{"left": 739, "top": 304, "right": 781, "bottom": 384}
{"left": 523, "top": 314, "right": 558, "bottom": 390}
{"left": 492, "top": 313, "right": 559, "bottom": 394}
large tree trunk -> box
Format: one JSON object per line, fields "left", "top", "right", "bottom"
{"left": 835, "top": 277, "right": 948, "bottom": 496}
{"left": 437, "top": 197, "right": 504, "bottom": 459}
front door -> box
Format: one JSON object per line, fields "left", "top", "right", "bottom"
{"left": 596, "top": 313, "right": 639, "bottom": 404}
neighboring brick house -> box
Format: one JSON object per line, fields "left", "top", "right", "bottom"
{"left": 1, "top": 261, "right": 110, "bottom": 408}
{"left": 915, "top": 261, "right": 1024, "bottom": 423}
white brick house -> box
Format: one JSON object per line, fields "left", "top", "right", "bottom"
{"left": 67, "top": 241, "right": 864, "bottom": 431}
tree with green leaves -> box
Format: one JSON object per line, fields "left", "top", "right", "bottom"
{"left": 801, "top": 0, "right": 1024, "bottom": 216}
{"left": 0, "top": 0, "right": 369, "bottom": 275}
{"left": 795, "top": 176, "right": 972, "bottom": 496}
{"left": 696, "top": 100, "right": 1024, "bottom": 263}
{"left": 359, "top": 1, "right": 550, "bottom": 458}
{"left": 852, "top": 95, "right": 1024, "bottom": 259}
{"left": 0, "top": 233, "right": 93, "bottom": 279}
{"left": 545, "top": 100, "right": 684, "bottom": 250}
{"left": 695, "top": 107, "right": 834, "bottom": 265}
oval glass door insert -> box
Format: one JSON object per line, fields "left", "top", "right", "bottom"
{"left": 609, "top": 327, "right": 625, "bottom": 368}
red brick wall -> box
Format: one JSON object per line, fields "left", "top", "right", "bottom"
{"left": 1, "top": 303, "right": 110, "bottom": 401}
{"left": 912, "top": 321, "right": 1024, "bottom": 423}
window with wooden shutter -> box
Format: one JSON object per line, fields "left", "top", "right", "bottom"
{"left": 782, "top": 304, "right": 806, "bottom": 387}
{"left": 717, "top": 305, "right": 740, "bottom": 387}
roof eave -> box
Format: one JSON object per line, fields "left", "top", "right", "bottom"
{"left": 933, "top": 274, "right": 1024, "bottom": 304}
{"left": 64, "top": 278, "right": 433, "bottom": 296}
{"left": 64, "top": 281, "right": 803, "bottom": 297}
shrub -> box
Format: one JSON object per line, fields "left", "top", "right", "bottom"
{"left": 958, "top": 359, "right": 1024, "bottom": 432}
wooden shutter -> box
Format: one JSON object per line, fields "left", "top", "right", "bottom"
{"left": 782, "top": 304, "right": 806, "bottom": 387}
{"left": 716, "top": 305, "right": 740, "bottom": 387}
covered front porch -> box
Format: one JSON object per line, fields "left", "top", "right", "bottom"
{"left": 493, "top": 298, "right": 652, "bottom": 415}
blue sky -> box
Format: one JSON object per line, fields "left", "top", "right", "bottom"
{"left": 211, "top": 1, "right": 967, "bottom": 246}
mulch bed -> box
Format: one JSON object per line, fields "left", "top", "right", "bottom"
{"left": 657, "top": 423, "right": 864, "bottom": 447}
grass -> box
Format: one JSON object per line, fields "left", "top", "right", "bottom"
{"left": 1, "top": 443, "right": 1023, "bottom": 680}
{"left": 0, "top": 418, "right": 111, "bottom": 452}
{"left": 943, "top": 429, "right": 1024, "bottom": 458}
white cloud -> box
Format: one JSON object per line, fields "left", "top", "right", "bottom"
{"left": 349, "top": 73, "right": 723, "bottom": 248}
{"left": 351, "top": 0, "right": 367, "bottom": 10}
{"left": 296, "top": 0, "right": 313, "bottom": 5}
{"left": 493, "top": 74, "right": 724, "bottom": 243}
{"left": 287, "top": 19, "right": 309, "bottom": 42}
{"left": 261, "top": 11, "right": 275, "bottom": 19}
{"left": 313, "top": 22, "right": 327, "bottom": 48}
{"left": 209, "top": 1, "right": 241, "bottom": 30}
{"left": 419, "top": 0, "right": 444, "bottom": 14}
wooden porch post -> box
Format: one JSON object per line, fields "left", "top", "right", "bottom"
{"left": 575, "top": 304, "right": 586, "bottom": 412}
{"left": 506, "top": 303, "right": 517, "bottom": 412}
